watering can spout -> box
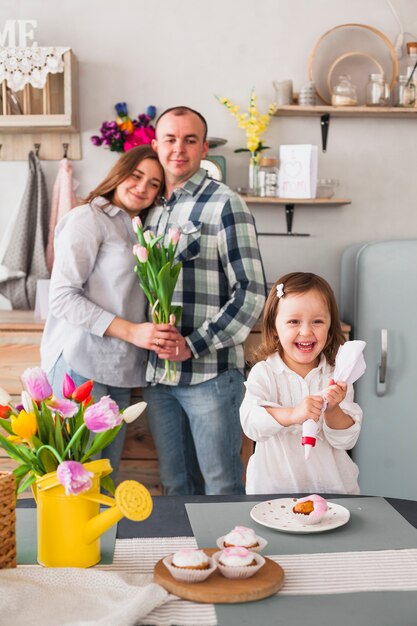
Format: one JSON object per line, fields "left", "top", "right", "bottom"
{"left": 84, "top": 480, "right": 153, "bottom": 544}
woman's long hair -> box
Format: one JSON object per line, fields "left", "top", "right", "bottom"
{"left": 254, "top": 272, "right": 345, "bottom": 367}
{"left": 83, "top": 145, "right": 164, "bottom": 206}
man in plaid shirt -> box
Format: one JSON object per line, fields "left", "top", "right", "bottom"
{"left": 142, "top": 106, "right": 266, "bottom": 495}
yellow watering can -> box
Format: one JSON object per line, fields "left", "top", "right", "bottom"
{"left": 33, "top": 459, "right": 153, "bottom": 568}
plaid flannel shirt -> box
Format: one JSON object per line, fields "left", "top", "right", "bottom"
{"left": 144, "top": 168, "right": 266, "bottom": 386}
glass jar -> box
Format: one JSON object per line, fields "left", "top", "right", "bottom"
{"left": 331, "top": 75, "right": 358, "bottom": 106}
{"left": 395, "top": 75, "right": 416, "bottom": 107}
{"left": 258, "top": 157, "right": 279, "bottom": 197}
{"left": 366, "top": 73, "right": 390, "bottom": 106}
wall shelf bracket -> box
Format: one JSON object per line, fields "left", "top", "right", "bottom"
{"left": 320, "top": 113, "right": 330, "bottom": 152}
{"left": 258, "top": 203, "right": 310, "bottom": 237}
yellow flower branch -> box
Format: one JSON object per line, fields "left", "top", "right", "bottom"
{"left": 217, "top": 89, "right": 276, "bottom": 157}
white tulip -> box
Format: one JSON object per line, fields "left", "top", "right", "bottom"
{"left": 122, "top": 401, "right": 147, "bottom": 424}
{"left": 0, "top": 387, "right": 11, "bottom": 406}
{"left": 21, "top": 390, "right": 34, "bottom": 413}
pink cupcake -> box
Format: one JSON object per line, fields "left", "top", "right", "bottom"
{"left": 292, "top": 494, "right": 328, "bottom": 525}
{"left": 163, "top": 548, "right": 217, "bottom": 583}
{"left": 216, "top": 525, "right": 267, "bottom": 553}
{"left": 213, "top": 547, "right": 265, "bottom": 579}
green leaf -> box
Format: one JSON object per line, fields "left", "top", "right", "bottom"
{"left": 81, "top": 425, "right": 122, "bottom": 462}
{"left": 13, "top": 463, "right": 31, "bottom": 478}
{"left": 0, "top": 417, "right": 14, "bottom": 435}
{"left": 234, "top": 148, "right": 250, "bottom": 153}
{"left": 31, "top": 434, "right": 44, "bottom": 451}
{"left": 33, "top": 402, "right": 47, "bottom": 442}
{"left": 17, "top": 473, "right": 36, "bottom": 495}
{"left": 37, "top": 447, "right": 59, "bottom": 473}
{"left": 100, "top": 475, "right": 115, "bottom": 495}
{"left": 0, "top": 432, "right": 33, "bottom": 465}
{"left": 54, "top": 417, "right": 65, "bottom": 458}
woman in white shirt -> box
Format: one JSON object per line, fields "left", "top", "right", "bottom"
{"left": 41, "top": 145, "right": 179, "bottom": 474}
{"left": 240, "top": 272, "right": 362, "bottom": 495}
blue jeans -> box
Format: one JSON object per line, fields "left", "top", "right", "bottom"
{"left": 48, "top": 355, "right": 131, "bottom": 476}
{"left": 142, "top": 369, "right": 245, "bottom": 496}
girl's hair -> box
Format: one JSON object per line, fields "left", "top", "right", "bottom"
{"left": 254, "top": 272, "right": 345, "bottom": 366}
{"left": 82, "top": 145, "right": 164, "bottom": 206}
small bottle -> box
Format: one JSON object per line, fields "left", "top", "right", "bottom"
{"left": 258, "top": 157, "right": 279, "bottom": 197}
{"left": 406, "top": 42, "right": 417, "bottom": 106}
{"left": 331, "top": 75, "right": 357, "bottom": 106}
{"left": 395, "top": 75, "right": 416, "bottom": 107}
{"left": 366, "top": 73, "right": 390, "bottom": 106}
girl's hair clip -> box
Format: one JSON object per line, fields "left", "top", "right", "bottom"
{"left": 276, "top": 283, "right": 284, "bottom": 298}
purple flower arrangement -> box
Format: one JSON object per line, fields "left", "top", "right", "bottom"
{"left": 91, "top": 102, "right": 157, "bottom": 153}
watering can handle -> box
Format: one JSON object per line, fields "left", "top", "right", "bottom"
{"left": 82, "top": 493, "right": 115, "bottom": 507}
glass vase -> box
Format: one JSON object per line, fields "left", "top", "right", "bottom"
{"left": 249, "top": 153, "right": 260, "bottom": 195}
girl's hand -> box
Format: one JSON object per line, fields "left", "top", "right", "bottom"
{"left": 289, "top": 395, "right": 324, "bottom": 425}
{"left": 324, "top": 379, "right": 347, "bottom": 410}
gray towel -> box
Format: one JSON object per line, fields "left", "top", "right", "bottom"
{"left": 0, "top": 151, "right": 50, "bottom": 309}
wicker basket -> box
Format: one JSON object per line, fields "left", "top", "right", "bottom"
{"left": 0, "top": 471, "right": 16, "bottom": 568}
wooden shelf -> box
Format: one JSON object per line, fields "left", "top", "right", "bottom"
{"left": 243, "top": 196, "right": 351, "bottom": 206}
{"left": 0, "top": 50, "right": 80, "bottom": 160}
{"left": 243, "top": 197, "right": 351, "bottom": 236}
{"left": 273, "top": 105, "right": 417, "bottom": 118}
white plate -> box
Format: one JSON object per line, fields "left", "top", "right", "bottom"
{"left": 250, "top": 498, "right": 350, "bottom": 534}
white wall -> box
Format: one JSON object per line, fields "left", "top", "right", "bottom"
{"left": 1, "top": 0, "right": 417, "bottom": 309}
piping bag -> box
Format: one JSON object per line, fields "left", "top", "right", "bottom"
{"left": 302, "top": 340, "right": 367, "bottom": 459}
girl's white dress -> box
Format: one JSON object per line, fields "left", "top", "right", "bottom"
{"left": 240, "top": 353, "right": 362, "bottom": 495}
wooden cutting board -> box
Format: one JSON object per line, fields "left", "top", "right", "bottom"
{"left": 154, "top": 548, "right": 285, "bottom": 604}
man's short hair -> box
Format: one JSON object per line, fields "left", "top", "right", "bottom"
{"left": 155, "top": 106, "right": 208, "bottom": 141}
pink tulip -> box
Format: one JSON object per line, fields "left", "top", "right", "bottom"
{"left": 21, "top": 367, "right": 52, "bottom": 401}
{"left": 50, "top": 398, "right": 78, "bottom": 418}
{"left": 133, "top": 245, "right": 148, "bottom": 263}
{"left": 57, "top": 461, "right": 93, "bottom": 496}
{"left": 168, "top": 227, "right": 180, "bottom": 245}
{"left": 84, "top": 396, "right": 123, "bottom": 432}
{"left": 143, "top": 230, "right": 155, "bottom": 244}
{"left": 62, "top": 373, "right": 76, "bottom": 399}
{"left": 132, "top": 216, "right": 142, "bottom": 233}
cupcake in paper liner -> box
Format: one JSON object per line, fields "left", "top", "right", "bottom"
{"left": 213, "top": 547, "right": 265, "bottom": 579}
{"left": 216, "top": 525, "right": 267, "bottom": 553}
{"left": 163, "top": 549, "right": 217, "bottom": 583}
{"left": 292, "top": 494, "right": 328, "bottom": 525}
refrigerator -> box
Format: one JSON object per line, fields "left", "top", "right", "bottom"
{"left": 340, "top": 239, "right": 417, "bottom": 499}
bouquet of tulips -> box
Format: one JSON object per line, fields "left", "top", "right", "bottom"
{"left": 132, "top": 216, "right": 182, "bottom": 382}
{"left": 0, "top": 368, "right": 146, "bottom": 495}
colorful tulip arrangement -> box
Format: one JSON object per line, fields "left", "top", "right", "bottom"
{"left": 132, "top": 216, "right": 182, "bottom": 382}
{"left": 90, "top": 102, "right": 157, "bottom": 153}
{"left": 0, "top": 368, "right": 146, "bottom": 495}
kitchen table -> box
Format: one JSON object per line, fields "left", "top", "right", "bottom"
{"left": 11, "top": 494, "right": 417, "bottom": 626}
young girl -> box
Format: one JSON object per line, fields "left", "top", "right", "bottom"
{"left": 240, "top": 272, "right": 362, "bottom": 495}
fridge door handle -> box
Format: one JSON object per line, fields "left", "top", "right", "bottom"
{"left": 376, "top": 328, "right": 388, "bottom": 396}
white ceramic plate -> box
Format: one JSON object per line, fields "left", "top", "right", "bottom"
{"left": 250, "top": 498, "right": 350, "bottom": 534}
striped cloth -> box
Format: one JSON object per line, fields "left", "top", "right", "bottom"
{"left": 97, "top": 537, "right": 417, "bottom": 625}
{"left": 6, "top": 538, "right": 417, "bottom": 626}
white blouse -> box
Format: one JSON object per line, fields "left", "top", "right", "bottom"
{"left": 240, "top": 353, "right": 362, "bottom": 495}
{"left": 41, "top": 198, "right": 147, "bottom": 388}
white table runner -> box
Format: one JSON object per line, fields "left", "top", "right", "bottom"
{"left": 105, "top": 537, "right": 417, "bottom": 625}
{"left": 3, "top": 537, "right": 417, "bottom": 626}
